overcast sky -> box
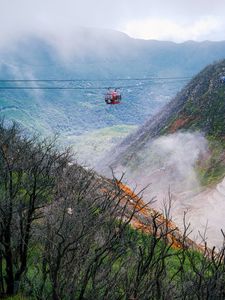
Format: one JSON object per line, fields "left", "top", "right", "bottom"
{"left": 1, "top": 0, "right": 225, "bottom": 45}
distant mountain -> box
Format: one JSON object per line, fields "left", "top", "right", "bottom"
{"left": 1, "top": 28, "right": 225, "bottom": 165}
{"left": 2, "top": 29, "right": 225, "bottom": 78}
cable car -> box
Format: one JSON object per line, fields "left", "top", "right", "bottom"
{"left": 105, "top": 88, "right": 122, "bottom": 104}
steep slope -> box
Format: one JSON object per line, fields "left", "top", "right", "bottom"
{"left": 99, "top": 60, "right": 225, "bottom": 248}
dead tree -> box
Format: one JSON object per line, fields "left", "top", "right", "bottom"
{"left": 0, "top": 122, "right": 70, "bottom": 296}
{"left": 27, "top": 167, "right": 152, "bottom": 300}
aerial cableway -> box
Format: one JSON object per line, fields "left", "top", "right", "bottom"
{"left": 0, "top": 76, "right": 191, "bottom": 105}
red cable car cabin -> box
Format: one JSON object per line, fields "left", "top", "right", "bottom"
{"left": 105, "top": 89, "right": 122, "bottom": 104}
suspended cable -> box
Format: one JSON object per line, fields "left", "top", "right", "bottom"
{"left": 0, "top": 85, "right": 139, "bottom": 90}
{"left": 0, "top": 78, "right": 190, "bottom": 90}
{"left": 0, "top": 76, "right": 192, "bottom": 82}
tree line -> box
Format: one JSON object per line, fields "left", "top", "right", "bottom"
{"left": 0, "top": 122, "right": 225, "bottom": 299}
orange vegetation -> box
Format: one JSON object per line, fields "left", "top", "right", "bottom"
{"left": 102, "top": 179, "right": 204, "bottom": 252}
{"left": 116, "top": 181, "right": 183, "bottom": 250}
{"left": 168, "top": 117, "right": 191, "bottom": 133}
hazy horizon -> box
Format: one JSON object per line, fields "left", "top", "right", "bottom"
{"left": 1, "top": 0, "right": 225, "bottom": 49}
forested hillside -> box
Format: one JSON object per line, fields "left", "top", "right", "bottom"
{"left": 1, "top": 122, "right": 225, "bottom": 300}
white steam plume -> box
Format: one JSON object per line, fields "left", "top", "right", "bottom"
{"left": 108, "top": 132, "right": 208, "bottom": 202}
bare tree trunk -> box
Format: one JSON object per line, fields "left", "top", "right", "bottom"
{"left": 5, "top": 238, "right": 14, "bottom": 295}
